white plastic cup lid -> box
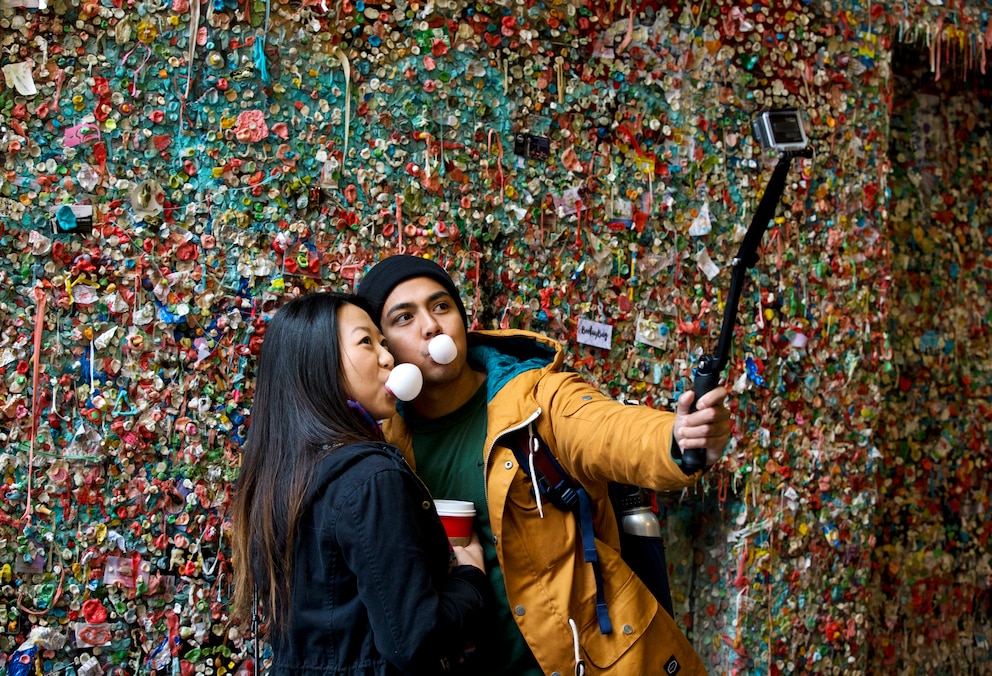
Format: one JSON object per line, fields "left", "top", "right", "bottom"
{"left": 434, "top": 499, "right": 476, "bottom": 516}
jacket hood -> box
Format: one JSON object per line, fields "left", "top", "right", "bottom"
{"left": 467, "top": 329, "right": 563, "bottom": 400}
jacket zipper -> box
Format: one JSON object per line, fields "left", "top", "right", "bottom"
{"left": 482, "top": 407, "right": 542, "bottom": 534}
{"left": 389, "top": 443, "right": 438, "bottom": 503}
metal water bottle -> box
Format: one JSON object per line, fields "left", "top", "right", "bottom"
{"left": 615, "top": 485, "right": 662, "bottom": 538}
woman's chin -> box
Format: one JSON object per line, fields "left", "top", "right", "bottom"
{"left": 368, "top": 398, "right": 397, "bottom": 421}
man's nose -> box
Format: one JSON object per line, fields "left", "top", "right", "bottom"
{"left": 421, "top": 312, "right": 442, "bottom": 337}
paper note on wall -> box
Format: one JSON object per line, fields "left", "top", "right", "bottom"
{"left": 577, "top": 318, "right": 613, "bottom": 349}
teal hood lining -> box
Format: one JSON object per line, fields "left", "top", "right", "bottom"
{"left": 468, "top": 340, "right": 555, "bottom": 402}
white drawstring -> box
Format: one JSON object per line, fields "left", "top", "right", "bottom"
{"left": 528, "top": 426, "right": 544, "bottom": 518}
{"left": 568, "top": 618, "right": 585, "bottom": 676}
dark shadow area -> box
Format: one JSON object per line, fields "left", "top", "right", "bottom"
{"left": 870, "top": 39, "right": 992, "bottom": 673}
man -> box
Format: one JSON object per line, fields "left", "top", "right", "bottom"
{"left": 357, "top": 255, "right": 731, "bottom": 676}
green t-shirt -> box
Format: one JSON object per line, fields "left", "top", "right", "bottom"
{"left": 403, "top": 381, "right": 543, "bottom": 676}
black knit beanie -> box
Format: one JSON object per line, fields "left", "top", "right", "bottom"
{"left": 356, "top": 255, "right": 468, "bottom": 328}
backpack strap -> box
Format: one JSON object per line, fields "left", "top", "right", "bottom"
{"left": 507, "top": 425, "right": 613, "bottom": 635}
{"left": 576, "top": 485, "right": 613, "bottom": 635}
{"left": 515, "top": 428, "right": 578, "bottom": 512}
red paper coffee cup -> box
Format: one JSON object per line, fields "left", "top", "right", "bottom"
{"left": 434, "top": 499, "right": 476, "bottom": 546}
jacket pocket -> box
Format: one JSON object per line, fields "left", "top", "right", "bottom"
{"left": 578, "top": 571, "right": 705, "bottom": 674}
{"left": 577, "top": 569, "right": 658, "bottom": 668}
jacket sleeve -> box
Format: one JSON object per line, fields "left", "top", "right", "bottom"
{"left": 535, "top": 371, "right": 701, "bottom": 492}
{"left": 334, "top": 466, "right": 490, "bottom": 671}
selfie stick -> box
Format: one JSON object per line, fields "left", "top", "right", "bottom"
{"left": 680, "top": 145, "right": 814, "bottom": 473}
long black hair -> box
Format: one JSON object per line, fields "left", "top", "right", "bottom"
{"left": 230, "top": 292, "right": 381, "bottom": 636}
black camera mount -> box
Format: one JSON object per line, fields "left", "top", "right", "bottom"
{"left": 680, "top": 143, "right": 814, "bottom": 474}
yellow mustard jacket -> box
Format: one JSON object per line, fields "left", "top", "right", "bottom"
{"left": 382, "top": 329, "right": 707, "bottom": 675}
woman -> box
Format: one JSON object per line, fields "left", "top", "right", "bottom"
{"left": 230, "top": 292, "right": 490, "bottom": 675}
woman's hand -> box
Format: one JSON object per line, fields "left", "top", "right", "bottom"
{"left": 451, "top": 532, "right": 484, "bottom": 572}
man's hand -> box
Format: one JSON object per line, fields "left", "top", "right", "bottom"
{"left": 673, "top": 386, "right": 732, "bottom": 468}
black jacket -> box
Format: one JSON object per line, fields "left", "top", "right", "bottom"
{"left": 269, "top": 442, "right": 491, "bottom": 676}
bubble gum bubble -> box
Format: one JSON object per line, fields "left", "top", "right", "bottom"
{"left": 428, "top": 334, "right": 457, "bottom": 365}
{"left": 385, "top": 363, "right": 423, "bottom": 401}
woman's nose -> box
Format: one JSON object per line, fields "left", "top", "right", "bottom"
{"left": 377, "top": 345, "right": 394, "bottom": 368}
